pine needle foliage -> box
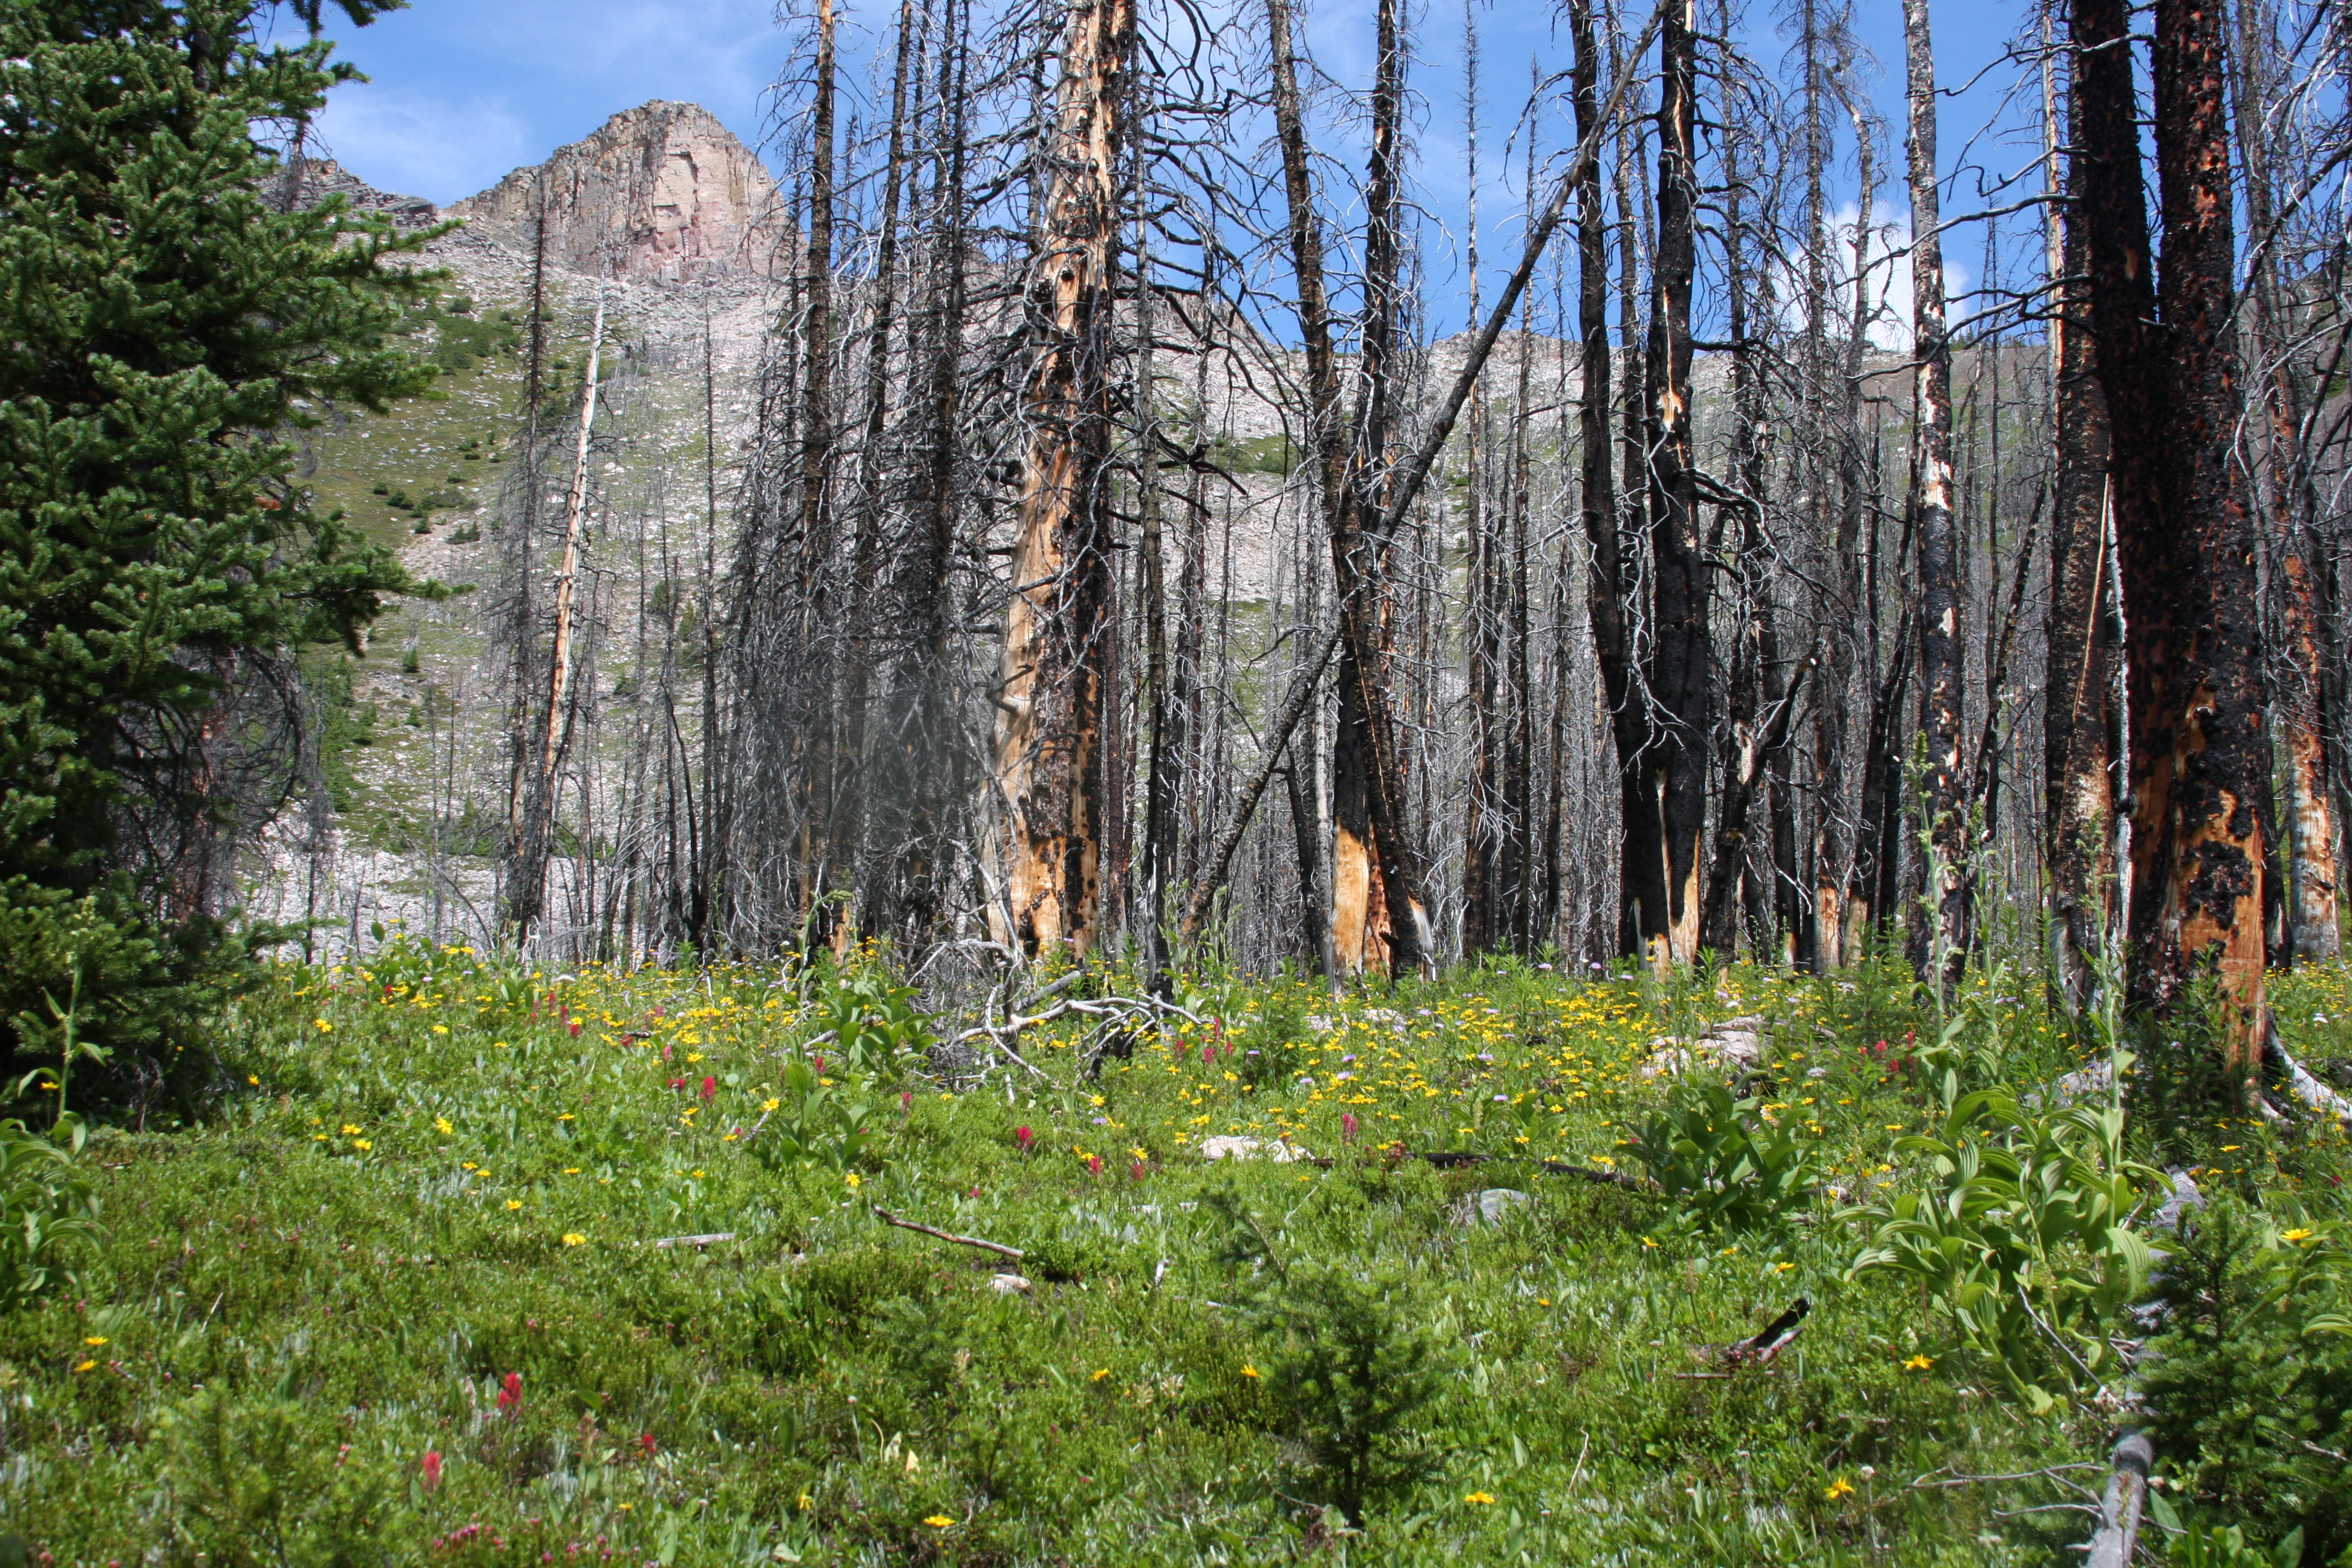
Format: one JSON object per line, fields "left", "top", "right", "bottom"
{"left": 0, "top": 0, "right": 435, "bottom": 1111}
{"left": 2137, "top": 1197, "right": 2352, "bottom": 1562}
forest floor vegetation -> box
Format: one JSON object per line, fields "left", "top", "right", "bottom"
{"left": 2, "top": 942, "right": 2348, "bottom": 1565}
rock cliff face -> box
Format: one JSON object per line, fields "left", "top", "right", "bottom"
{"left": 286, "top": 157, "right": 442, "bottom": 229}
{"left": 448, "top": 101, "right": 786, "bottom": 285}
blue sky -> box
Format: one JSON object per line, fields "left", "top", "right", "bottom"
{"left": 305, "top": 0, "right": 2050, "bottom": 338}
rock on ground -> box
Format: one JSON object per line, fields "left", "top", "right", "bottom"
{"left": 1195, "top": 1136, "right": 1310, "bottom": 1163}
{"left": 1449, "top": 1189, "right": 1532, "bottom": 1227}
{"left": 1641, "top": 1015, "right": 1769, "bottom": 1079}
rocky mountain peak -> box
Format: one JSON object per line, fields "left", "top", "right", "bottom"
{"left": 448, "top": 101, "right": 786, "bottom": 286}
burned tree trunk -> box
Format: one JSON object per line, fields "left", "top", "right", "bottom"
{"left": 1328, "top": 0, "right": 1429, "bottom": 977}
{"left": 1263, "top": 0, "right": 1353, "bottom": 962}
{"left": 991, "top": 0, "right": 1134, "bottom": 960}
{"left": 1704, "top": 106, "right": 1783, "bottom": 961}
{"left": 837, "top": 0, "right": 920, "bottom": 939}
{"left": 2232, "top": 5, "right": 2339, "bottom": 964}
{"left": 1569, "top": 0, "right": 1643, "bottom": 966}
{"left": 879, "top": 0, "right": 974, "bottom": 944}
{"left": 2071, "top": 0, "right": 2160, "bottom": 956}
{"left": 797, "top": 0, "right": 841, "bottom": 939}
{"left": 1460, "top": 14, "right": 1498, "bottom": 958}
{"left": 1820, "top": 117, "right": 1875, "bottom": 963}
{"left": 1903, "top": 0, "right": 1965, "bottom": 984}
{"left": 2045, "top": 28, "right": 2119, "bottom": 1011}
{"left": 2123, "top": 0, "right": 2267, "bottom": 1063}
{"left": 1640, "top": 0, "right": 1710, "bottom": 967}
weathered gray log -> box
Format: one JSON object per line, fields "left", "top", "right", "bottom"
{"left": 2084, "top": 1432, "right": 2153, "bottom": 1568}
{"left": 872, "top": 1204, "right": 1025, "bottom": 1261}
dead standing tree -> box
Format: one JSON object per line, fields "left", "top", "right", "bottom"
{"left": 2043, "top": 15, "right": 2120, "bottom": 1011}
{"left": 991, "top": 0, "right": 1136, "bottom": 961}
{"left": 1902, "top": 0, "right": 1966, "bottom": 982}
{"left": 1325, "top": 0, "right": 1432, "bottom": 977}
{"left": 1638, "top": 0, "right": 1710, "bottom": 968}
{"left": 2073, "top": 0, "right": 2269, "bottom": 1068}
{"left": 2133, "top": 0, "right": 2269, "bottom": 1062}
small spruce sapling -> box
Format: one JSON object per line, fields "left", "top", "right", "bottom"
{"left": 1208, "top": 1187, "right": 1452, "bottom": 1523}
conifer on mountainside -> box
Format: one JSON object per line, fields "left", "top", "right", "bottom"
{"left": 0, "top": 0, "right": 431, "bottom": 1109}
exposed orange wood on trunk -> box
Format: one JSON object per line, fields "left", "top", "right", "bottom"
{"left": 990, "top": 0, "right": 1132, "bottom": 961}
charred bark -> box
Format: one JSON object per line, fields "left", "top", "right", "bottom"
{"left": 991, "top": 0, "right": 1134, "bottom": 961}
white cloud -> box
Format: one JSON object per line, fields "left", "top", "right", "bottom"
{"left": 1783, "top": 202, "right": 1976, "bottom": 354}
{"left": 310, "top": 88, "right": 531, "bottom": 203}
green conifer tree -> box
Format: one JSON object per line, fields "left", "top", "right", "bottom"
{"left": 0, "top": 0, "right": 431, "bottom": 1112}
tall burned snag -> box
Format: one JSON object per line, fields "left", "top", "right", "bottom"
{"left": 1902, "top": 0, "right": 1965, "bottom": 982}
{"left": 1568, "top": 0, "right": 1642, "bottom": 970}
{"left": 2231, "top": 1, "right": 2338, "bottom": 964}
{"left": 2044, "top": 21, "right": 2119, "bottom": 1010}
{"left": 1638, "top": 0, "right": 1709, "bottom": 967}
{"left": 2127, "top": 0, "right": 2267, "bottom": 1062}
{"left": 991, "top": 0, "right": 1135, "bottom": 960}
{"left": 1326, "top": 0, "right": 1429, "bottom": 977}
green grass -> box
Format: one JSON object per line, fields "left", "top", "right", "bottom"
{"left": 2, "top": 948, "right": 2346, "bottom": 1565}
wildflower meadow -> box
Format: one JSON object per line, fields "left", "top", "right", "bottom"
{"left": 3, "top": 939, "right": 2349, "bottom": 1564}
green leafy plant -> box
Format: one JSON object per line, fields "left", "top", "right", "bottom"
{"left": 10, "top": 903, "right": 108, "bottom": 1128}
{"left": 0, "top": 1114, "right": 100, "bottom": 1312}
{"left": 1627, "top": 1080, "right": 1820, "bottom": 1240}
{"left": 803, "top": 964, "right": 938, "bottom": 1083}
{"left": 2146, "top": 1492, "right": 2305, "bottom": 1568}
{"left": 748, "top": 1057, "right": 875, "bottom": 1174}
{"left": 1843, "top": 1057, "right": 2158, "bottom": 1410}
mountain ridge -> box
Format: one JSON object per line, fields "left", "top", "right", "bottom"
{"left": 445, "top": 100, "right": 788, "bottom": 286}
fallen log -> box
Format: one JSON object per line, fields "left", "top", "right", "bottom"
{"left": 1676, "top": 1298, "right": 1809, "bottom": 1377}
{"left": 871, "top": 1205, "right": 1025, "bottom": 1262}
{"left": 2083, "top": 1432, "right": 2153, "bottom": 1568}
{"left": 2265, "top": 1017, "right": 2352, "bottom": 1124}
